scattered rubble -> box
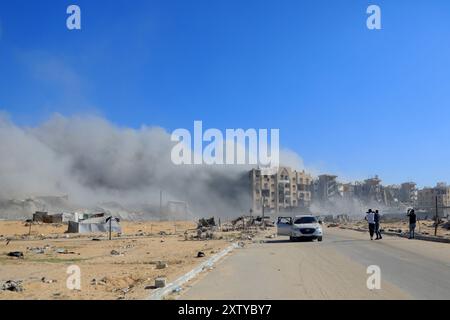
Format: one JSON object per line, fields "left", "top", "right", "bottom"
{"left": 41, "top": 277, "right": 57, "bottom": 284}
{"left": 7, "top": 251, "right": 24, "bottom": 259}
{"left": 91, "top": 277, "right": 108, "bottom": 286}
{"left": 156, "top": 261, "right": 168, "bottom": 269}
{"left": 56, "top": 248, "right": 77, "bottom": 254}
{"left": 172, "top": 286, "right": 182, "bottom": 293}
{"left": 198, "top": 217, "right": 216, "bottom": 228}
{"left": 27, "top": 245, "right": 51, "bottom": 254}
{"left": 110, "top": 250, "right": 122, "bottom": 256}
{"left": 1, "top": 280, "right": 24, "bottom": 292}
{"left": 154, "top": 277, "right": 166, "bottom": 288}
{"left": 197, "top": 251, "right": 205, "bottom": 258}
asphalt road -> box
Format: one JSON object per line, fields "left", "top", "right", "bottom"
{"left": 181, "top": 228, "right": 450, "bottom": 299}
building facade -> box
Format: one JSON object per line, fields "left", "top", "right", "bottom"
{"left": 313, "top": 174, "right": 340, "bottom": 202}
{"left": 417, "top": 183, "right": 450, "bottom": 217}
{"left": 250, "top": 167, "right": 312, "bottom": 215}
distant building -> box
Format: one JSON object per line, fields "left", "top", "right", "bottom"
{"left": 313, "top": 174, "right": 340, "bottom": 202}
{"left": 250, "top": 167, "right": 312, "bottom": 214}
{"left": 417, "top": 183, "right": 450, "bottom": 217}
{"left": 399, "top": 182, "right": 418, "bottom": 205}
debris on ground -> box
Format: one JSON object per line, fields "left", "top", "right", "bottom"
{"left": 120, "top": 286, "right": 131, "bottom": 294}
{"left": 156, "top": 261, "right": 168, "bottom": 269}
{"left": 1, "top": 280, "right": 24, "bottom": 292}
{"left": 110, "top": 250, "right": 122, "bottom": 256}
{"left": 327, "top": 223, "right": 339, "bottom": 228}
{"left": 56, "top": 248, "right": 76, "bottom": 254}
{"left": 27, "top": 246, "right": 48, "bottom": 254}
{"left": 7, "top": 251, "right": 24, "bottom": 259}
{"left": 198, "top": 217, "right": 216, "bottom": 228}
{"left": 197, "top": 251, "right": 205, "bottom": 258}
{"left": 154, "top": 277, "right": 166, "bottom": 288}
{"left": 91, "top": 277, "right": 108, "bottom": 286}
{"left": 172, "top": 286, "right": 182, "bottom": 293}
{"left": 224, "top": 215, "right": 275, "bottom": 231}
{"left": 41, "top": 277, "right": 57, "bottom": 284}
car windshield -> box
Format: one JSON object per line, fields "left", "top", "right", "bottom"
{"left": 294, "top": 217, "right": 317, "bottom": 224}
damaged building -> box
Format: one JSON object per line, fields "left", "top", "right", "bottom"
{"left": 250, "top": 167, "right": 313, "bottom": 215}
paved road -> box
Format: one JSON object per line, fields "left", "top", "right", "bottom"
{"left": 181, "top": 228, "right": 450, "bottom": 299}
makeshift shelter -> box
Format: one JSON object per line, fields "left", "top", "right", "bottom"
{"left": 67, "top": 216, "right": 121, "bottom": 234}
{"left": 32, "top": 211, "right": 48, "bottom": 222}
{"left": 32, "top": 212, "right": 63, "bottom": 223}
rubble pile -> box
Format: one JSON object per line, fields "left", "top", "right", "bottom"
{"left": 1, "top": 280, "right": 24, "bottom": 292}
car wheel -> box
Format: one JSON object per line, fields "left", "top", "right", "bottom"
{"left": 289, "top": 236, "right": 294, "bottom": 241}
{"left": 318, "top": 236, "right": 323, "bottom": 242}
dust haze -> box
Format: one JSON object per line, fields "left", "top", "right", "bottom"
{"left": 0, "top": 114, "right": 301, "bottom": 220}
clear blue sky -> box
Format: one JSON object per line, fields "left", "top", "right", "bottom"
{"left": 1, "top": 0, "right": 449, "bottom": 187}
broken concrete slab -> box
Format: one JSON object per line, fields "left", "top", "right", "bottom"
{"left": 156, "top": 261, "right": 168, "bottom": 269}
{"left": 7, "top": 251, "right": 24, "bottom": 259}
{"left": 1, "top": 280, "right": 24, "bottom": 292}
{"left": 154, "top": 277, "right": 166, "bottom": 288}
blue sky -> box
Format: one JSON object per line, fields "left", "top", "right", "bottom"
{"left": 0, "top": 0, "right": 450, "bottom": 187}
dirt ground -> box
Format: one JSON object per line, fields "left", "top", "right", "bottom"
{"left": 0, "top": 220, "right": 243, "bottom": 300}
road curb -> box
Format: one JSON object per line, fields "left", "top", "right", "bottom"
{"left": 340, "top": 227, "right": 450, "bottom": 244}
{"left": 147, "top": 242, "right": 238, "bottom": 300}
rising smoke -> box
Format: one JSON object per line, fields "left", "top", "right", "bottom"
{"left": 0, "top": 114, "right": 303, "bottom": 220}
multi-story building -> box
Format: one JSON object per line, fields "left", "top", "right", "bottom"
{"left": 399, "top": 182, "right": 418, "bottom": 205}
{"left": 417, "top": 183, "right": 450, "bottom": 217}
{"left": 313, "top": 174, "right": 340, "bottom": 202}
{"left": 250, "top": 167, "right": 312, "bottom": 215}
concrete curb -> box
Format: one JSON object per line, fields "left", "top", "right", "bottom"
{"left": 340, "top": 227, "right": 450, "bottom": 244}
{"left": 147, "top": 242, "right": 238, "bottom": 300}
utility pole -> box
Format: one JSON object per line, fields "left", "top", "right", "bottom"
{"left": 262, "top": 195, "right": 266, "bottom": 229}
{"left": 106, "top": 216, "right": 116, "bottom": 240}
{"left": 435, "top": 196, "right": 439, "bottom": 237}
{"left": 159, "top": 190, "right": 162, "bottom": 221}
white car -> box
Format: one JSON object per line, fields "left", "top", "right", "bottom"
{"left": 277, "top": 215, "right": 323, "bottom": 242}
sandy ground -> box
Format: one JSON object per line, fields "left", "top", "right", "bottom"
{"left": 0, "top": 220, "right": 242, "bottom": 300}
{"left": 341, "top": 219, "right": 450, "bottom": 239}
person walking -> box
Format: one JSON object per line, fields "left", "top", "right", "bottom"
{"left": 365, "top": 209, "right": 376, "bottom": 240}
{"left": 374, "top": 209, "right": 382, "bottom": 240}
{"left": 407, "top": 209, "right": 417, "bottom": 239}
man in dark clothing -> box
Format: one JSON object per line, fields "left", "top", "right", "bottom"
{"left": 374, "top": 210, "right": 382, "bottom": 240}
{"left": 407, "top": 209, "right": 417, "bottom": 239}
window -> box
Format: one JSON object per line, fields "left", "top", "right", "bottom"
{"left": 294, "top": 216, "right": 317, "bottom": 224}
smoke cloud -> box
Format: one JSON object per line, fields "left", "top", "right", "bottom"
{"left": 0, "top": 114, "right": 307, "bottom": 220}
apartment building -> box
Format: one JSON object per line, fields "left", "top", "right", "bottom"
{"left": 417, "top": 183, "right": 450, "bottom": 217}
{"left": 313, "top": 174, "right": 340, "bottom": 202}
{"left": 399, "top": 182, "right": 418, "bottom": 205}
{"left": 250, "top": 167, "right": 312, "bottom": 214}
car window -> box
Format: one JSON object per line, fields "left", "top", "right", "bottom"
{"left": 277, "top": 217, "right": 291, "bottom": 224}
{"left": 294, "top": 217, "right": 317, "bottom": 224}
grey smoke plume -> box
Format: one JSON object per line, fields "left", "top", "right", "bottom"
{"left": 0, "top": 114, "right": 257, "bottom": 219}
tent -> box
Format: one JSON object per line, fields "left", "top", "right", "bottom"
{"left": 67, "top": 216, "right": 121, "bottom": 234}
